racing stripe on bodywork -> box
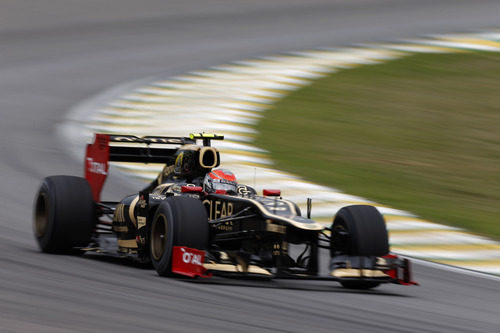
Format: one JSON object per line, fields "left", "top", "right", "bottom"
{"left": 80, "top": 30, "right": 500, "bottom": 275}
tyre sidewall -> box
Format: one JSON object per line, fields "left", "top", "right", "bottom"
{"left": 34, "top": 180, "right": 56, "bottom": 252}
{"left": 150, "top": 202, "right": 176, "bottom": 276}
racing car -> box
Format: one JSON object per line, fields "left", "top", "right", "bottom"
{"left": 33, "top": 133, "right": 417, "bottom": 289}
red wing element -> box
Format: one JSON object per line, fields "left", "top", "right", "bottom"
{"left": 181, "top": 186, "right": 203, "bottom": 193}
{"left": 263, "top": 189, "right": 281, "bottom": 197}
{"left": 382, "top": 254, "right": 419, "bottom": 286}
{"left": 85, "top": 134, "right": 110, "bottom": 202}
{"left": 171, "top": 246, "right": 212, "bottom": 278}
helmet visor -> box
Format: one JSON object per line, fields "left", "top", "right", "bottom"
{"left": 211, "top": 181, "right": 237, "bottom": 193}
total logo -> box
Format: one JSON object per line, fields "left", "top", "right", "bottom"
{"left": 86, "top": 157, "right": 107, "bottom": 175}
{"left": 180, "top": 247, "right": 202, "bottom": 265}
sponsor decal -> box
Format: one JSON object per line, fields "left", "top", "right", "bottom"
{"left": 181, "top": 247, "right": 202, "bottom": 265}
{"left": 216, "top": 221, "right": 233, "bottom": 231}
{"left": 171, "top": 246, "right": 211, "bottom": 278}
{"left": 112, "top": 136, "right": 184, "bottom": 144}
{"left": 138, "top": 197, "right": 147, "bottom": 209}
{"left": 112, "top": 136, "right": 135, "bottom": 142}
{"left": 148, "top": 138, "right": 183, "bottom": 144}
{"left": 261, "top": 199, "right": 289, "bottom": 212}
{"left": 203, "top": 200, "right": 234, "bottom": 220}
{"left": 137, "top": 216, "right": 146, "bottom": 229}
{"left": 237, "top": 185, "right": 253, "bottom": 196}
{"left": 86, "top": 157, "right": 107, "bottom": 175}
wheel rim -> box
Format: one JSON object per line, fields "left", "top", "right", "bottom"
{"left": 34, "top": 193, "right": 49, "bottom": 238}
{"left": 151, "top": 215, "right": 167, "bottom": 261}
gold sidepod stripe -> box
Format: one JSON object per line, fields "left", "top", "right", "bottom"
{"left": 117, "top": 239, "right": 138, "bottom": 248}
{"left": 152, "top": 183, "right": 173, "bottom": 195}
{"left": 129, "top": 195, "right": 139, "bottom": 227}
{"left": 331, "top": 269, "right": 389, "bottom": 278}
{"left": 203, "top": 263, "right": 272, "bottom": 276}
{"left": 112, "top": 226, "right": 128, "bottom": 232}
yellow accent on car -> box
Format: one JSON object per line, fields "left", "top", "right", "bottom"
{"left": 189, "top": 133, "right": 220, "bottom": 139}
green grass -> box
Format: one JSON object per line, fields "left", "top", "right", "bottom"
{"left": 255, "top": 51, "right": 500, "bottom": 240}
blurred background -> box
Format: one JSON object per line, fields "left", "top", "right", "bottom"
{"left": 1, "top": 1, "right": 499, "bottom": 332}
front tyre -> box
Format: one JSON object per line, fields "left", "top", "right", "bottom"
{"left": 330, "top": 205, "right": 389, "bottom": 290}
{"left": 34, "top": 176, "right": 95, "bottom": 253}
{"left": 330, "top": 205, "right": 389, "bottom": 257}
{"left": 150, "top": 196, "right": 208, "bottom": 276}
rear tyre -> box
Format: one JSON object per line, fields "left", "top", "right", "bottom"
{"left": 150, "top": 196, "right": 209, "bottom": 276}
{"left": 330, "top": 205, "right": 389, "bottom": 257}
{"left": 34, "top": 176, "right": 95, "bottom": 253}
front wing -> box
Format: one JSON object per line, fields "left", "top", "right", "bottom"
{"left": 171, "top": 246, "right": 418, "bottom": 286}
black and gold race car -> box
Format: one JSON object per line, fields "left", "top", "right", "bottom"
{"left": 34, "top": 133, "right": 417, "bottom": 289}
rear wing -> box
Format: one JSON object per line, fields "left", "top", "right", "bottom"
{"left": 85, "top": 133, "right": 224, "bottom": 201}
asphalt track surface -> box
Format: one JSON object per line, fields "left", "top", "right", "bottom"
{"left": 1, "top": 1, "right": 500, "bottom": 332}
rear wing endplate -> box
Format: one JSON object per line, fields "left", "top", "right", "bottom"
{"left": 84, "top": 133, "right": 224, "bottom": 201}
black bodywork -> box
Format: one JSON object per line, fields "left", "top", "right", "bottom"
{"left": 35, "top": 133, "right": 417, "bottom": 287}
{"left": 104, "top": 186, "right": 324, "bottom": 278}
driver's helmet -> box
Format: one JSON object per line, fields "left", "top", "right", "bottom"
{"left": 203, "top": 169, "right": 237, "bottom": 194}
